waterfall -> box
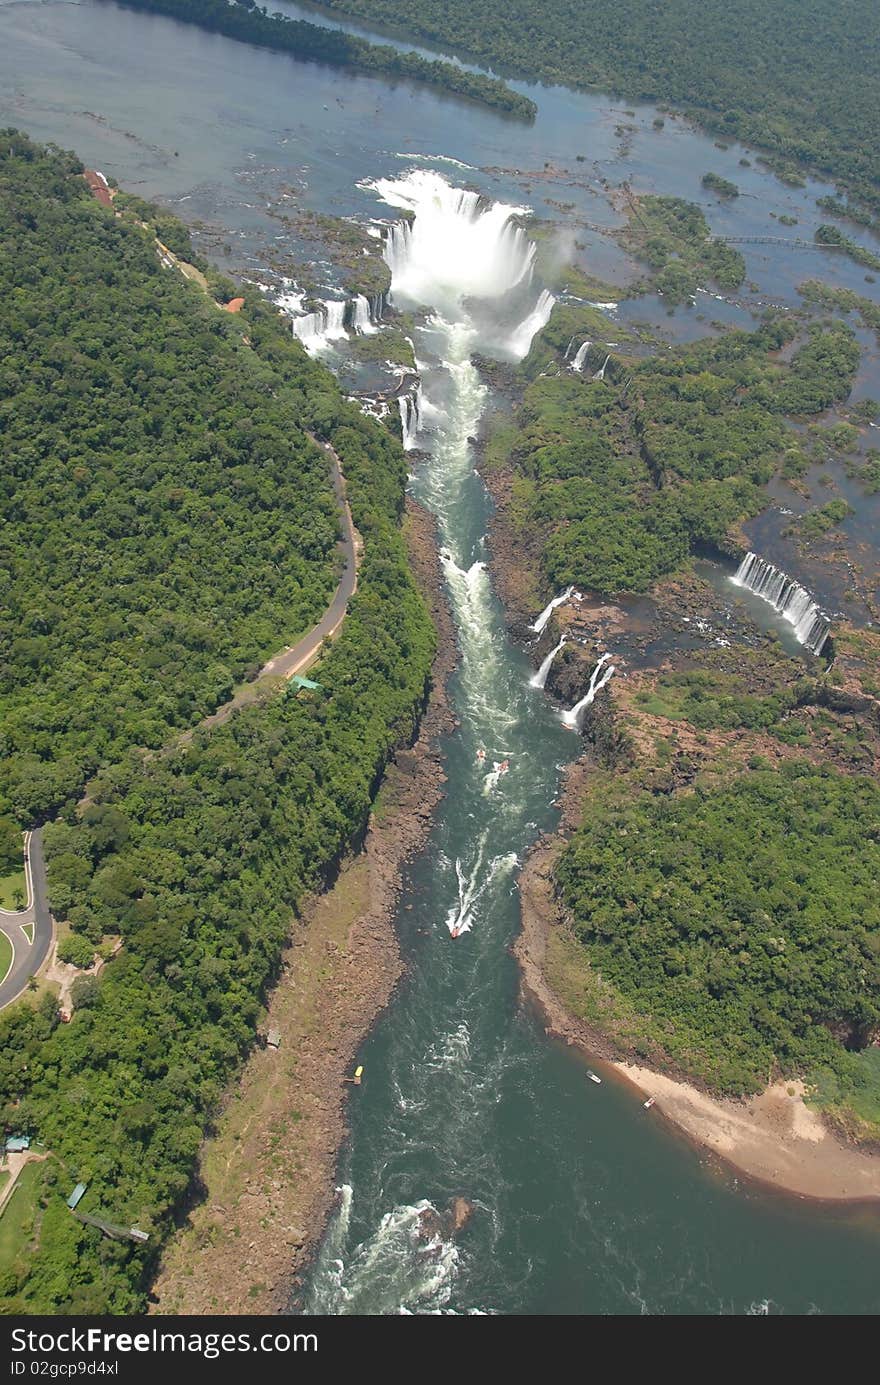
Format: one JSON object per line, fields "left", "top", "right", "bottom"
{"left": 530, "top": 586, "right": 574, "bottom": 635}
{"left": 562, "top": 654, "right": 615, "bottom": 728}
{"left": 290, "top": 298, "right": 349, "bottom": 353}
{"left": 730, "top": 552, "right": 830, "bottom": 654}
{"left": 365, "top": 169, "right": 553, "bottom": 361}
{"left": 571, "top": 340, "right": 591, "bottom": 372}
{"left": 398, "top": 380, "right": 423, "bottom": 450}
{"left": 530, "top": 635, "right": 566, "bottom": 689}
{"left": 508, "top": 290, "right": 556, "bottom": 361}
{"left": 324, "top": 299, "right": 347, "bottom": 340}
{"left": 592, "top": 353, "right": 611, "bottom": 382}
{"left": 352, "top": 294, "right": 376, "bottom": 334}
{"left": 305, "top": 167, "right": 588, "bottom": 1317}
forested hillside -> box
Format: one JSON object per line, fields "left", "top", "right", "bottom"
{"left": 0, "top": 137, "right": 435, "bottom": 1312}
{"left": 0, "top": 134, "right": 341, "bottom": 825}
{"left": 557, "top": 760, "right": 880, "bottom": 1110}
{"left": 321, "top": 0, "right": 880, "bottom": 213}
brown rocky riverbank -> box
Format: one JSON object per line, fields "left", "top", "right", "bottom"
{"left": 150, "top": 497, "right": 457, "bottom": 1314}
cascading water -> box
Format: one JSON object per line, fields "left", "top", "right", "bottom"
{"left": 299, "top": 168, "right": 858, "bottom": 1321}
{"left": 530, "top": 586, "right": 575, "bottom": 635}
{"left": 289, "top": 298, "right": 348, "bottom": 353}
{"left": 508, "top": 289, "right": 556, "bottom": 361}
{"left": 561, "top": 653, "right": 615, "bottom": 728}
{"left": 730, "top": 552, "right": 830, "bottom": 654}
{"left": 367, "top": 169, "right": 554, "bottom": 362}
{"left": 304, "top": 170, "right": 576, "bottom": 1314}
{"left": 352, "top": 294, "right": 376, "bottom": 334}
{"left": 529, "top": 635, "right": 566, "bottom": 689}
{"left": 398, "top": 380, "right": 423, "bottom": 450}
{"left": 592, "top": 353, "right": 611, "bottom": 382}
{"left": 571, "top": 340, "right": 591, "bottom": 372}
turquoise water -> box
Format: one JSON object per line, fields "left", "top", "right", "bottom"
{"left": 2, "top": 0, "right": 879, "bottom": 1315}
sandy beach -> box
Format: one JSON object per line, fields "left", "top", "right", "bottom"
{"left": 515, "top": 826, "right": 880, "bottom": 1205}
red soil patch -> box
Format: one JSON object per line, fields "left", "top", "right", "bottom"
{"left": 83, "top": 170, "right": 113, "bottom": 208}
{"left": 224, "top": 297, "right": 245, "bottom": 313}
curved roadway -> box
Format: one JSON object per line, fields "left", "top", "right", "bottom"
{"left": 186, "top": 436, "right": 361, "bottom": 736}
{"left": 0, "top": 830, "right": 54, "bottom": 1009}
{"left": 1, "top": 436, "right": 360, "bottom": 1010}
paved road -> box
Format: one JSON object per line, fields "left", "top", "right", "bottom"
{"left": 0, "top": 438, "right": 359, "bottom": 1011}
{"left": 0, "top": 829, "right": 54, "bottom": 1010}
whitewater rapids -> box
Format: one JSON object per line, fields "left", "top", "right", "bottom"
{"left": 304, "top": 169, "right": 571, "bottom": 1315}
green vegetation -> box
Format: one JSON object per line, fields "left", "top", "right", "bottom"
{"left": 0, "top": 820, "right": 23, "bottom": 875}
{"left": 318, "top": 0, "right": 880, "bottom": 216}
{"left": 495, "top": 314, "right": 858, "bottom": 596}
{"left": 799, "top": 280, "right": 880, "bottom": 343}
{"left": 115, "top": 0, "right": 535, "bottom": 118}
{"left": 621, "top": 196, "right": 745, "bottom": 304}
{"left": 632, "top": 666, "right": 801, "bottom": 732}
{"left": 814, "top": 225, "right": 880, "bottom": 271}
{"left": 795, "top": 498, "right": 852, "bottom": 542}
{"left": 816, "top": 195, "right": 876, "bottom": 230}
{"left": 0, "top": 1160, "right": 53, "bottom": 1289}
{"left": 0, "top": 138, "right": 435, "bottom": 1312}
{"left": 55, "top": 935, "right": 95, "bottom": 969}
{"left": 0, "top": 873, "right": 26, "bottom": 912}
{"left": 557, "top": 760, "right": 880, "bottom": 1109}
{"left": 701, "top": 172, "right": 739, "bottom": 198}
{"left": 0, "top": 931, "right": 12, "bottom": 982}
{"left": 846, "top": 449, "right": 880, "bottom": 495}
{"left": 0, "top": 133, "right": 346, "bottom": 827}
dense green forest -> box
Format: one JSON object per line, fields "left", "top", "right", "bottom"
{"left": 0, "top": 134, "right": 344, "bottom": 826}
{"left": 619, "top": 195, "right": 745, "bottom": 305}
{"left": 814, "top": 224, "right": 880, "bottom": 272}
{"left": 0, "top": 138, "right": 435, "bottom": 1312}
{"left": 319, "top": 0, "right": 880, "bottom": 214}
{"left": 556, "top": 760, "right": 880, "bottom": 1106}
{"left": 111, "top": 0, "right": 534, "bottom": 118}
{"left": 799, "top": 280, "right": 880, "bottom": 342}
{"left": 490, "top": 311, "right": 859, "bottom": 596}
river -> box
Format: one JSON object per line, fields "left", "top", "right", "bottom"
{"left": 3, "top": 0, "right": 879, "bottom": 1315}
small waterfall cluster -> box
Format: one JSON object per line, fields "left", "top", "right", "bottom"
{"left": 562, "top": 654, "right": 615, "bottom": 728}
{"left": 508, "top": 290, "right": 556, "bottom": 360}
{"left": 730, "top": 552, "right": 830, "bottom": 655}
{"left": 283, "top": 290, "right": 385, "bottom": 353}
{"left": 398, "top": 379, "right": 424, "bottom": 451}
{"left": 289, "top": 298, "right": 347, "bottom": 352}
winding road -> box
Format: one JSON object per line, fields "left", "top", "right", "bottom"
{"left": 180, "top": 436, "right": 361, "bottom": 739}
{"left": 0, "top": 436, "right": 360, "bottom": 1011}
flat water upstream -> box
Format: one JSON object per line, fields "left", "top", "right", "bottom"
{"left": 3, "top": 0, "right": 879, "bottom": 1315}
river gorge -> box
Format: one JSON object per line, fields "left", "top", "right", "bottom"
{"left": 4, "top": 0, "right": 880, "bottom": 1314}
